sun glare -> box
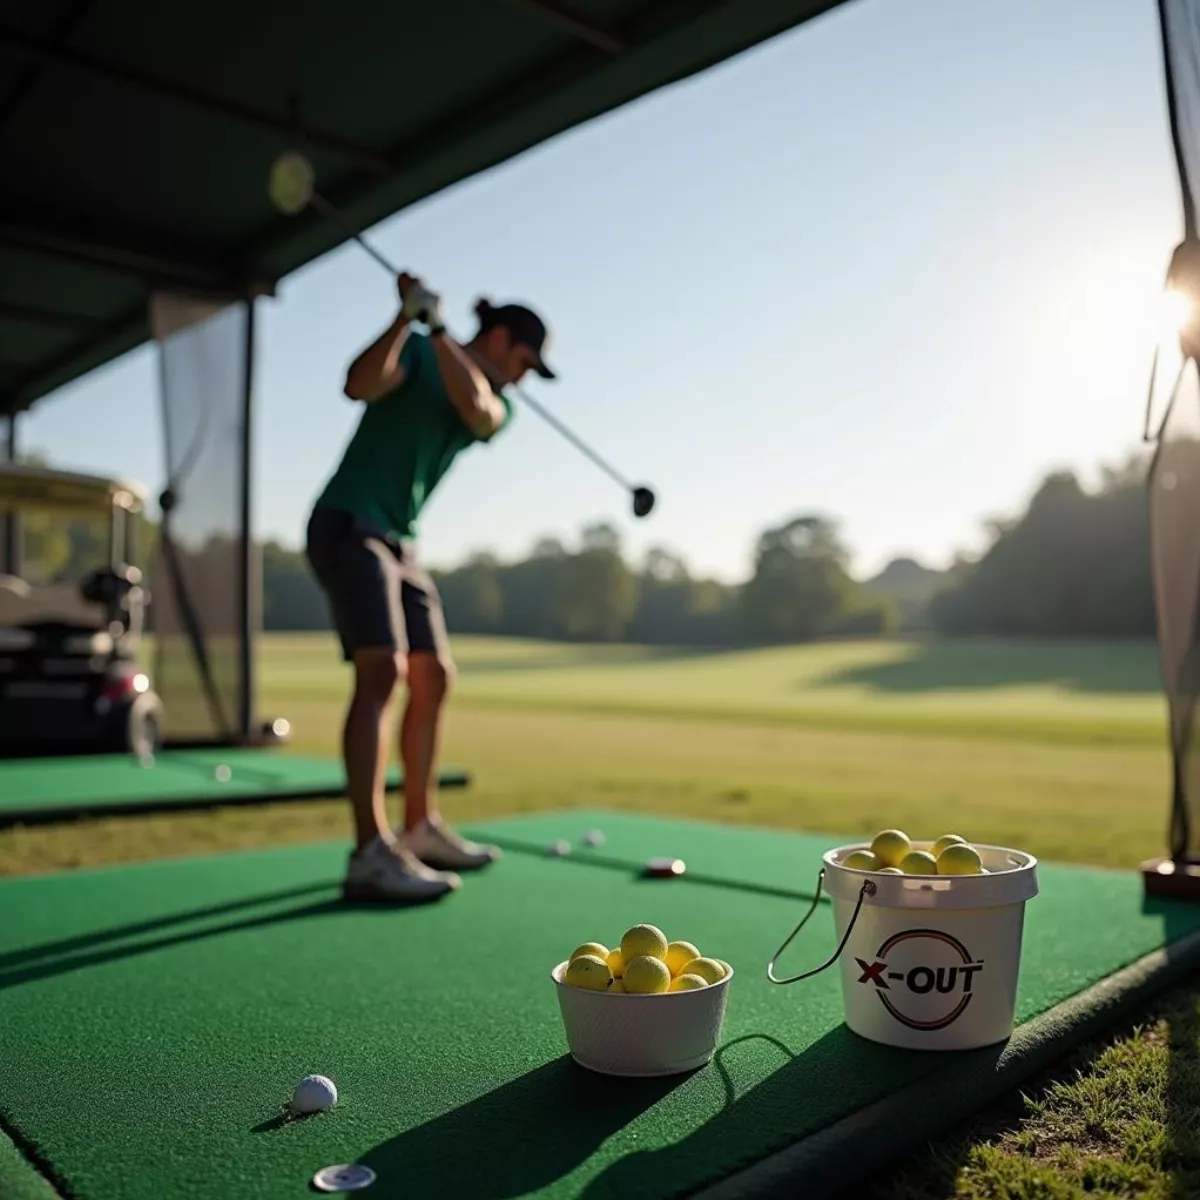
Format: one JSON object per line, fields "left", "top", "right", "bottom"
{"left": 1162, "top": 287, "right": 1195, "bottom": 338}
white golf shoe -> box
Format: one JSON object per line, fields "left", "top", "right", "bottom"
{"left": 401, "top": 815, "right": 502, "bottom": 872}
{"left": 342, "top": 834, "right": 461, "bottom": 903}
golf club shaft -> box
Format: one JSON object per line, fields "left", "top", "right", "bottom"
{"left": 308, "top": 190, "right": 638, "bottom": 494}
{"left": 511, "top": 384, "right": 632, "bottom": 490}
{"left": 310, "top": 191, "right": 400, "bottom": 277}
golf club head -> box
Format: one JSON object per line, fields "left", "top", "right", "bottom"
{"left": 632, "top": 486, "right": 656, "bottom": 519}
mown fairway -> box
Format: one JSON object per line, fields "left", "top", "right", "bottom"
{"left": 257, "top": 633, "right": 1171, "bottom": 871}
{"left": 0, "top": 634, "right": 1171, "bottom": 876}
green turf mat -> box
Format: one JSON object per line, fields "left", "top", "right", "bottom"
{"left": 0, "top": 750, "right": 470, "bottom": 825}
{"left": 460, "top": 809, "right": 842, "bottom": 898}
{"left": 1, "top": 814, "right": 1198, "bottom": 1199}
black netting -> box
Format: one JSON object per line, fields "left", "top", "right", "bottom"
{"left": 151, "top": 294, "right": 251, "bottom": 743}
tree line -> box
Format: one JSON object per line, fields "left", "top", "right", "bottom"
{"left": 925, "top": 455, "right": 1155, "bottom": 638}
{"left": 257, "top": 516, "right": 895, "bottom": 644}
{"left": 7, "top": 451, "right": 1162, "bottom": 643}
{"left": 263, "top": 452, "right": 1160, "bottom": 642}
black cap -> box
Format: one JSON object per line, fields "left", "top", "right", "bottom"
{"left": 478, "top": 301, "right": 556, "bottom": 380}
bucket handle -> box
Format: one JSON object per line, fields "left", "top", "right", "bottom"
{"left": 766, "top": 868, "right": 876, "bottom": 985}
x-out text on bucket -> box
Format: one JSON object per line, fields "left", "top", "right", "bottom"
{"left": 855, "top": 928, "right": 985, "bottom": 1031}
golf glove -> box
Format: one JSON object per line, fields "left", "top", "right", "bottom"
{"left": 402, "top": 283, "right": 445, "bottom": 333}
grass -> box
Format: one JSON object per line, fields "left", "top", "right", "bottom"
{"left": 255, "top": 633, "right": 1175, "bottom": 873}
{"left": 0, "top": 632, "right": 1192, "bottom": 1197}
{"left": 0, "top": 635, "right": 1173, "bottom": 876}
{"left": 874, "top": 984, "right": 1200, "bottom": 1200}
{"left": 267, "top": 633, "right": 1171, "bottom": 747}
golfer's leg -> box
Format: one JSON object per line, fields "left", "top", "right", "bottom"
{"left": 400, "top": 651, "right": 451, "bottom": 832}
{"left": 308, "top": 511, "right": 460, "bottom": 902}
{"left": 398, "top": 571, "right": 500, "bottom": 869}
{"left": 342, "top": 645, "right": 461, "bottom": 901}
{"left": 312, "top": 515, "right": 407, "bottom": 850}
{"left": 346, "top": 648, "right": 404, "bottom": 849}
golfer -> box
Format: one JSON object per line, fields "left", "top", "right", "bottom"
{"left": 306, "top": 272, "right": 556, "bottom": 902}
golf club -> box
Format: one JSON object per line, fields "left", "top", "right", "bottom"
{"left": 268, "top": 151, "right": 657, "bottom": 520}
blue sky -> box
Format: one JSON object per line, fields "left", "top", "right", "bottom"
{"left": 21, "top": 0, "right": 1184, "bottom": 582}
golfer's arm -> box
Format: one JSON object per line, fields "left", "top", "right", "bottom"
{"left": 429, "top": 333, "right": 506, "bottom": 439}
{"left": 343, "top": 314, "right": 412, "bottom": 402}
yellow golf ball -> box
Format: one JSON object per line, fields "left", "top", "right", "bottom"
{"left": 678, "top": 957, "right": 725, "bottom": 985}
{"left": 714, "top": 958, "right": 733, "bottom": 977}
{"left": 563, "top": 954, "right": 613, "bottom": 991}
{"left": 842, "top": 849, "right": 881, "bottom": 871}
{"left": 669, "top": 973, "right": 708, "bottom": 992}
{"left": 606, "top": 948, "right": 626, "bottom": 978}
{"left": 899, "top": 850, "right": 938, "bottom": 876}
{"left": 623, "top": 955, "right": 671, "bottom": 994}
{"left": 665, "top": 941, "right": 701, "bottom": 977}
{"left": 870, "top": 830, "right": 911, "bottom": 868}
{"left": 620, "top": 924, "right": 668, "bottom": 963}
{"left": 570, "top": 942, "right": 609, "bottom": 963}
{"left": 937, "top": 843, "right": 984, "bottom": 875}
{"left": 932, "top": 834, "right": 967, "bottom": 857}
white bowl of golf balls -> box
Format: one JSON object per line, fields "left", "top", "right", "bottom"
{"left": 551, "top": 923, "right": 733, "bottom": 1077}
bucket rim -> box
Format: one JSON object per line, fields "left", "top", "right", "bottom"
{"left": 551, "top": 959, "right": 734, "bottom": 996}
{"left": 822, "top": 841, "right": 1038, "bottom": 908}
{"left": 824, "top": 841, "right": 1037, "bottom": 873}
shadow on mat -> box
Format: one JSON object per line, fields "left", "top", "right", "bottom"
{"left": 0, "top": 881, "right": 335, "bottom": 970}
{"left": 252, "top": 1105, "right": 328, "bottom": 1134}
{"left": 0, "top": 892, "right": 428, "bottom": 991}
{"left": 479, "top": 838, "right": 823, "bottom": 906}
{"left": 357, "top": 1055, "right": 683, "bottom": 1199}
{"left": 579, "top": 1027, "right": 984, "bottom": 1198}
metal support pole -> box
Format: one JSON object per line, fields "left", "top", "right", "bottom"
{"left": 1157, "top": 0, "right": 1197, "bottom": 239}
{"left": 108, "top": 505, "right": 120, "bottom": 568}
{"left": 3, "top": 411, "right": 19, "bottom": 577}
{"left": 237, "top": 297, "right": 257, "bottom": 741}
{"left": 127, "top": 506, "right": 139, "bottom": 569}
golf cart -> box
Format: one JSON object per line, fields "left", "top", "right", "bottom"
{"left": 0, "top": 464, "right": 163, "bottom": 759}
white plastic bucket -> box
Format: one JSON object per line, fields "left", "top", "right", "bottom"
{"left": 768, "top": 843, "right": 1038, "bottom": 1051}
{"left": 551, "top": 961, "right": 733, "bottom": 1076}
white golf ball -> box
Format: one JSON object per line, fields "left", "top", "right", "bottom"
{"left": 548, "top": 839, "right": 571, "bottom": 857}
{"left": 213, "top": 764, "right": 232, "bottom": 783}
{"left": 583, "top": 830, "right": 605, "bottom": 847}
{"left": 292, "top": 1074, "right": 338, "bottom": 1114}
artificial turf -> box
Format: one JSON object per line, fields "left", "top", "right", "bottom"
{"left": 1, "top": 812, "right": 1198, "bottom": 1199}
{"left": 0, "top": 749, "right": 469, "bottom": 825}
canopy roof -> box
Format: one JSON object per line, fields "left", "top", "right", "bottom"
{"left": 0, "top": 463, "right": 146, "bottom": 516}
{"left": 0, "top": 0, "right": 848, "bottom": 415}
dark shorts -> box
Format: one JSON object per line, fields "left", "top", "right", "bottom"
{"left": 305, "top": 507, "right": 450, "bottom": 662}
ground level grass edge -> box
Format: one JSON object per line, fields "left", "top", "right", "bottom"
{"left": 0, "top": 1116, "right": 66, "bottom": 1200}
{"left": 694, "top": 928, "right": 1200, "bottom": 1200}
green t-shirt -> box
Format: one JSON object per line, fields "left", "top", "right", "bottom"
{"left": 313, "top": 333, "right": 514, "bottom": 539}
